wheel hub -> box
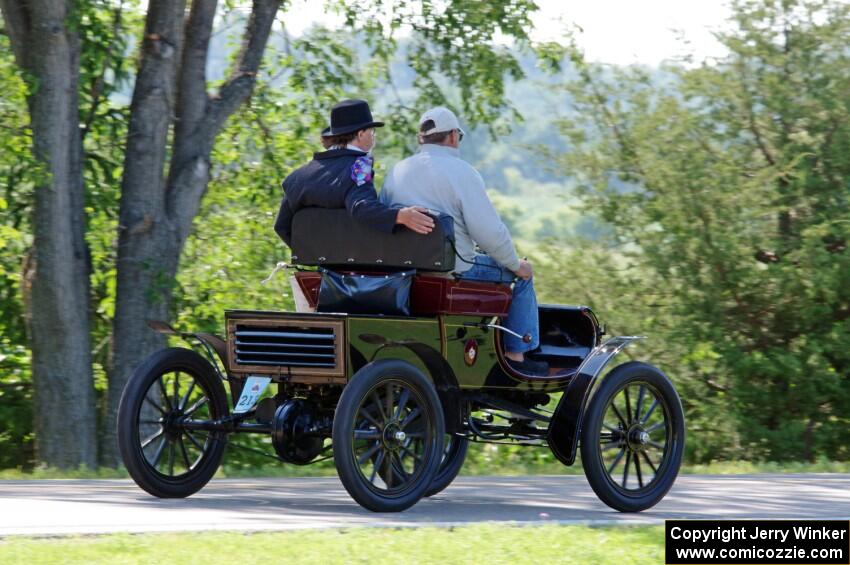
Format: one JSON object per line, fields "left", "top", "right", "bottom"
{"left": 163, "top": 410, "right": 183, "bottom": 441}
{"left": 626, "top": 425, "right": 649, "bottom": 452}
{"left": 382, "top": 422, "right": 405, "bottom": 450}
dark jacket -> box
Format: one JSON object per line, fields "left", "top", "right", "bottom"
{"left": 274, "top": 148, "right": 398, "bottom": 247}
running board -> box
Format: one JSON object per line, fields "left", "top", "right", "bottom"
{"left": 469, "top": 392, "right": 551, "bottom": 423}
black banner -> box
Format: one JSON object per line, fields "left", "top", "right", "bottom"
{"left": 666, "top": 520, "right": 849, "bottom": 564}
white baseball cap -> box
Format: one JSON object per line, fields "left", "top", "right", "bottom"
{"left": 419, "top": 106, "right": 466, "bottom": 137}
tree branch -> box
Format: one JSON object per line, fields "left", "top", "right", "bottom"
{"left": 164, "top": 0, "right": 280, "bottom": 237}
{"left": 118, "top": 0, "right": 186, "bottom": 227}
{"left": 204, "top": 0, "right": 281, "bottom": 143}
{"left": 746, "top": 100, "right": 776, "bottom": 167}
{"left": 173, "top": 0, "right": 217, "bottom": 151}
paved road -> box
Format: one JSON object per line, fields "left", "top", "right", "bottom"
{"left": 0, "top": 474, "right": 847, "bottom": 536}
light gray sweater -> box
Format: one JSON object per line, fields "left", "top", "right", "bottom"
{"left": 380, "top": 144, "right": 520, "bottom": 273}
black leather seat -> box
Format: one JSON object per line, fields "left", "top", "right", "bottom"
{"left": 289, "top": 208, "right": 456, "bottom": 272}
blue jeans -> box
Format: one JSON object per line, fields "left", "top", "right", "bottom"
{"left": 456, "top": 255, "right": 539, "bottom": 354}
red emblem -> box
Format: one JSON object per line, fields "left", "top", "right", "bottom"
{"left": 463, "top": 339, "right": 478, "bottom": 367}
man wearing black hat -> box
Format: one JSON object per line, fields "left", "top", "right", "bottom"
{"left": 274, "top": 99, "right": 434, "bottom": 246}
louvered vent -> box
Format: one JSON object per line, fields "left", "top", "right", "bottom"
{"left": 226, "top": 313, "right": 345, "bottom": 379}
{"left": 234, "top": 325, "right": 336, "bottom": 368}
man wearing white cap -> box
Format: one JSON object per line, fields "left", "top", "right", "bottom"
{"left": 380, "top": 107, "right": 546, "bottom": 375}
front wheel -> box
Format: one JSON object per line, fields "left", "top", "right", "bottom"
{"left": 580, "top": 361, "right": 685, "bottom": 512}
{"left": 333, "top": 360, "right": 445, "bottom": 512}
{"left": 117, "top": 347, "right": 229, "bottom": 498}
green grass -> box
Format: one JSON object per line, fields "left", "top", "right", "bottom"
{"left": 0, "top": 524, "right": 664, "bottom": 565}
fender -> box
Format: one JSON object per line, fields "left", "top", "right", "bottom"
{"left": 547, "top": 336, "right": 644, "bottom": 466}
{"left": 351, "top": 334, "right": 462, "bottom": 433}
{"left": 146, "top": 320, "right": 241, "bottom": 399}
{"left": 400, "top": 342, "right": 463, "bottom": 434}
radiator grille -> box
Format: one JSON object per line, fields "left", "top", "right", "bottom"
{"left": 234, "top": 325, "right": 336, "bottom": 368}
{"left": 225, "top": 313, "right": 345, "bottom": 379}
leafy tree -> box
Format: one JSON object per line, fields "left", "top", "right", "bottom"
{"left": 105, "top": 0, "right": 543, "bottom": 465}
{"left": 0, "top": 0, "right": 543, "bottom": 469}
{"left": 0, "top": 34, "right": 35, "bottom": 468}
{"left": 555, "top": 0, "right": 850, "bottom": 461}
{"left": 0, "top": 0, "right": 98, "bottom": 467}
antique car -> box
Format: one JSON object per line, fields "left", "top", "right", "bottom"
{"left": 117, "top": 209, "right": 685, "bottom": 513}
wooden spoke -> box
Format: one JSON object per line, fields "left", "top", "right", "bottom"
{"left": 178, "top": 435, "right": 192, "bottom": 470}
{"left": 399, "top": 407, "right": 421, "bottom": 429}
{"left": 358, "top": 408, "right": 382, "bottom": 429}
{"left": 144, "top": 396, "right": 166, "bottom": 416}
{"left": 370, "top": 450, "right": 385, "bottom": 484}
{"left": 157, "top": 377, "right": 173, "bottom": 411}
{"left": 357, "top": 442, "right": 382, "bottom": 465}
{"left": 184, "top": 430, "right": 205, "bottom": 451}
{"left": 140, "top": 429, "right": 164, "bottom": 449}
{"left": 641, "top": 399, "right": 659, "bottom": 424}
{"left": 179, "top": 379, "right": 197, "bottom": 411}
{"left": 607, "top": 448, "right": 626, "bottom": 475}
{"left": 150, "top": 436, "right": 167, "bottom": 467}
{"left": 370, "top": 391, "right": 387, "bottom": 422}
{"left": 610, "top": 403, "right": 627, "bottom": 428}
{"left": 634, "top": 452, "right": 644, "bottom": 488}
{"left": 641, "top": 451, "right": 658, "bottom": 474}
{"left": 384, "top": 383, "right": 395, "bottom": 422}
{"left": 184, "top": 396, "right": 208, "bottom": 417}
{"left": 394, "top": 388, "right": 411, "bottom": 420}
{"left": 634, "top": 385, "right": 646, "bottom": 423}
{"left": 646, "top": 421, "right": 666, "bottom": 434}
{"left": 354, "top": 429, "right": 381, "bottom": 440}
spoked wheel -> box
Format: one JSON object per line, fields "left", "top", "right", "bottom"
{"left": 118, "top": 348, "right": 229, "bottom": 498}
{"left": 424, "top": 434, "right": 469, "bottom": 497}
{"left": 580, "top": 361, "right": 684, "bottom": 512}
{"left": 333, "top": 360, "right": 444, "bottom": 512}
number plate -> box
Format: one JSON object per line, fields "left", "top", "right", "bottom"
{"left": 233, "top": 376, "right": 271, "bottom": 414}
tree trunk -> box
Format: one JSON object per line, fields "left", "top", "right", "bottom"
{"left": 103, "top": 0, "right": 280, "bottom": 465}
{"left": 0, "top": 0, "right": 97, "bottom": 468}
{"left": 103, "top": 0, "right": 187, "bottom": 465}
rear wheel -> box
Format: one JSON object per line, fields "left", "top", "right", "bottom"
{"left": 580, "top": 361, "right": 684, "bottom": 512}
{"left": 117, "top": 348, "right": 228, "bottom": 498}
{"left": 424, "top": 434, "right": 469, "bottom": 497}
{"left": 333, "top": 360, "right": 444, "bottom": 512}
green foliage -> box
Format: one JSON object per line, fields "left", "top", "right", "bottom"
{"left": 0, "top": 34, "right": 36, "bottom": 469}
{"left": 174, "top": 21, "right": 377, "bottom": 334}
{"left": 0, "top": 1, "right": 141, "bottom": 468}
{"left": 553, "top": 0, "right": 850, "bottom": 462}
{"left": 335, "top": 0, "right": 538, "bottom": 156}
{"left": 4, "top": 0, "right": 848, "bottom": 473}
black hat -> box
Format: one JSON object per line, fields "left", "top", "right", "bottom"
{"left": 321, "top": 99, "right": 385, "bottom": 137}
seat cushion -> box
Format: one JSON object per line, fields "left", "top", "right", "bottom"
{"left": 294, "top": 271, "right": 511, "bottom": 317}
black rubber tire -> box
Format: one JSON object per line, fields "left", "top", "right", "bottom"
{"left": 333, "top": 359, "right": 445, "bottom": 512}
{"left": 117, "top": 347, "right": 229, "bottom": 498}
{"left": 580, "top": 361, "right": 685, "bottom": 512}
{"left": 424, "top": 435, "right": 469, "bottom": 497}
